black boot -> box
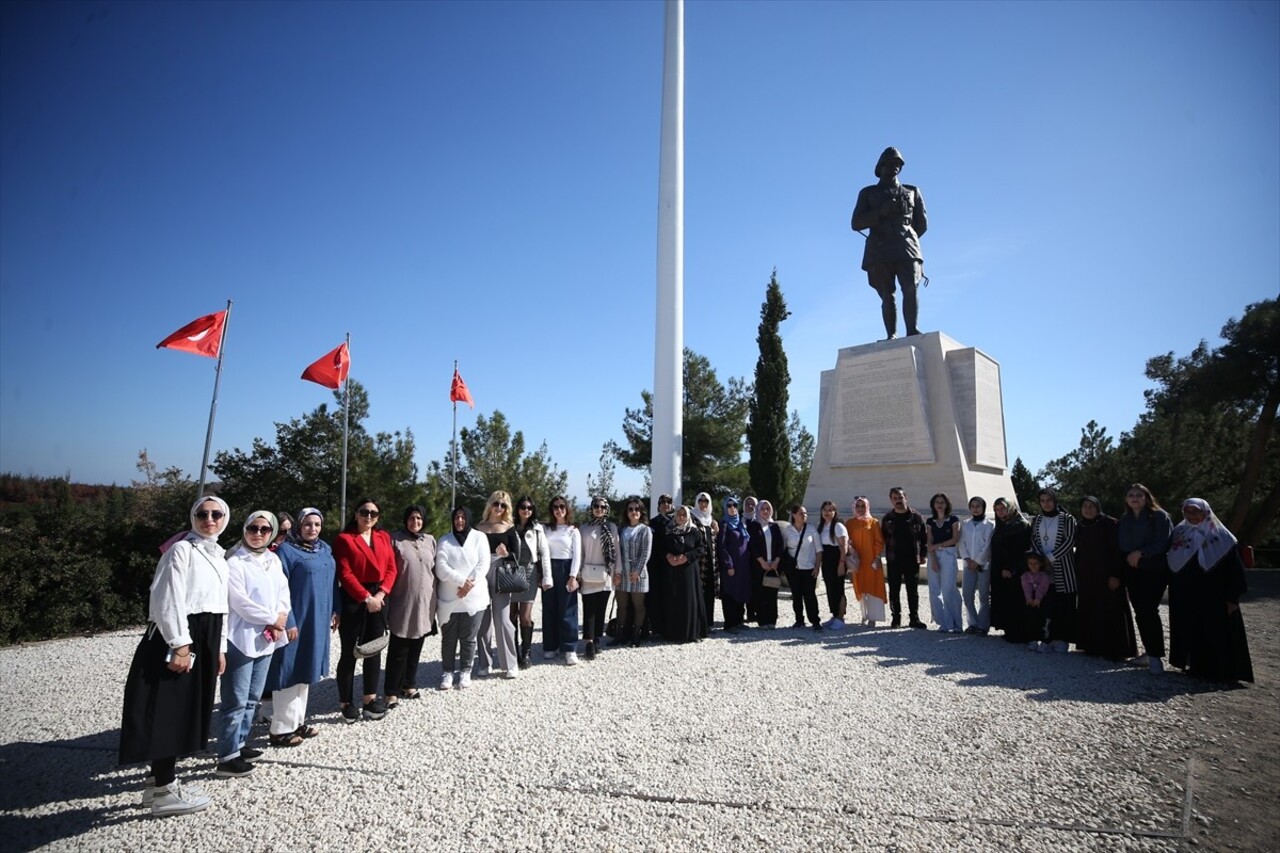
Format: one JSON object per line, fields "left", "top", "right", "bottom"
{"left": 518, "top": 625, "right": 533, "bottom": 670}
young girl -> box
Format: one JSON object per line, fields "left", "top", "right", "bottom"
{"left": 1021, "top": 551, "right": 1052, "bottom": 652}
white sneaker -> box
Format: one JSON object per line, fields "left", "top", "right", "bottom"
{"left": 439, "top": 672, "right": 454, "bottom": 691}
{"left": 151, "top": 781, "right": 211, "bottom": 817}
{"left": 1149, "top": 657, "right": 1164, "bottom": 674}
{"left": 542, "top": 650, "right": 557, "bottom": 660}
{"left": 825, "top": 618, "right": 845, "bottom": 631}
{"left": 563, "top": 651, "right": 579, "bottom": 666}
{"left": 458, "top": 671, "right": 472, "bottom": 689}
{"left": 502, "top": 668, "right": 518, "bottom": 680}
{"left": 143, "top": 777, "right": 206, "bottom": 807}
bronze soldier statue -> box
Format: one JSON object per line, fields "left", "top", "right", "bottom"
{"left": 851, "top": 147, "right": 927, "bottom": 339}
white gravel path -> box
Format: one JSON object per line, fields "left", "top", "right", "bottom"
{"left": 0, "top": 591, "right": 1207, "bottom": 852}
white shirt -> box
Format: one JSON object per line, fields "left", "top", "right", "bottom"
{"left": 784, "top": 523, "right": 820, "bottom": 570}
{"left": 958, "top": 517, "right": 995, "bottom": 568}
{"left": 545, "top": 525, "right": 583, "bottom": 578}
{"left": 225, "top": 545, "right": 291, "bottom": 658}
{"left": 149, "top": 534, "right": 229, "bottom": 652}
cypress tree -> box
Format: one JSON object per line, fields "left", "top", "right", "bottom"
{"left": 747, "top": 269, "right": 794, "bottom": 504}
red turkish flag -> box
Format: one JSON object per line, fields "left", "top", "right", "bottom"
{"left": 301, "top": 342, "right": 350, "bottom": 389}
{"left": 450, "top": 368, "right": 474, "bottom": 408}
{"left": 156, "top": 310, "right": 227, "bottom": 358}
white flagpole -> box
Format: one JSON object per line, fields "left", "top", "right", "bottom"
{"left": 652, "top": 0, "right": 684, "bottom": 515}
{"left": 197, "top": 298, "right": 232, "bottom": 498}
{"left": 340, "top": 332, "right": 350, "bottom": 524}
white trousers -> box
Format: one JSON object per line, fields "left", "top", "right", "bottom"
{"left": 269, "top": 683, "right": 309, "bottom": 736}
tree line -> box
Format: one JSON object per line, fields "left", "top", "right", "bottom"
{"left": 1, "top": 291, "right": 1273, "bottom": 645}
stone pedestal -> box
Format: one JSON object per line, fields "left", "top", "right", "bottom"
{"left": 803, "top": 332, "right": 1016, "bottom": 516}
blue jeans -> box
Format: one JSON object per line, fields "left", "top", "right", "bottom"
{"left": 542, "top": 559, "right": 579, "bottom": 653}
{"left": 218, "top": 644, "right": 270, "bottom": 760}
{"left": 961, "top": 564, "right": 991, "bottom": 630}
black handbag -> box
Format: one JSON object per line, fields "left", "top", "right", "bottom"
{"left": 495, "top": 556, "right": 530, "bottom": 594}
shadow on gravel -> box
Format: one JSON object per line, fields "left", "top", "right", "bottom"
{"left": 0, "top": 730, "right": 153, "bottom": 850}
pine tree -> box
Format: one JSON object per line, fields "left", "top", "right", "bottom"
{"left": 747, "top": 269, "right": 794, "bottom": 506}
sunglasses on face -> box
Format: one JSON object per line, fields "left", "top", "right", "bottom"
{"left": 659, "top": 499, "right": 673, "bottom": 506}
{"left": 552, "top": 505, "right": 568, "bottom": 512}
{"left": 627, "top": 507, "right": 643, "bottom": 513}
{"left": 492, "top": 501, "right": 508, "bottom": 509}
{"left": 358, "top": 508, "right": 380, "bottom": 518}
{"left": 246, "top": 524, "right": 274, "bottom": 535}
{"left": 195, "top": 510, "right": 224, "bottom": 521}
{"left": 592, "top": 504, "right": 608, "bottom": 511}
{"left": 517, "top": 505, "right": 533, "bottom": 511}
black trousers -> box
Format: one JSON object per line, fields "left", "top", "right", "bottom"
{"left": 1128, "top": 561, "right": 1168, "bottom": 658}
{"left": 1048, "top": 591, "right": 1077, "bottom": 643}
{"left": 821, "top": 545, "right": 846, "bottom": 619}
{"left": 753, "top": 567, "right": 780, "bottom": 627}
{"left": 384, "top": 634, "right": 426, "bottom": 697}
{"left": 786, "top": 566, "right": 821, "bottom": 626}
{"left": 581, "top": 592, "right": 609, "bottom": 643}
{"left": 336, "top": 596, "right": 381, "bottom": 703}
{"left": 886, "top": 559, "right": 921, "bottom": 620}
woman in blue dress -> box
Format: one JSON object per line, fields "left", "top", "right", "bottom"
{"left": 264, "top": 507, "right": 337, "bottom": 746}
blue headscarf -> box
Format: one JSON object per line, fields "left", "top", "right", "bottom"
{"left": 722, "top": 495, "right": 746, "bottom": 535}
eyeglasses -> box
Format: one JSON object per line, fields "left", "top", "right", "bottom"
{"left": 517, "top": 505, "right": 533, "bottom": 511}
{"left": 492, "top": 501, "right": 508, "bottom": 509}
{"left": 357, "top": 508, "right": 380, "bottom": 518}
{"left": 246, "top": 524, "right": 274, "bottom": 535}
{"left": 195, "top": 510, "right": 225, "bottom": 521}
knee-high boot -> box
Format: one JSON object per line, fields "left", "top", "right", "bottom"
{"left": 518, "top": 625, "right": 533, "bottom": 670}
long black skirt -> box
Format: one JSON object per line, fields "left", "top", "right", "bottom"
{"left": 119, "top": 612, "right": 222, "bottom": 765}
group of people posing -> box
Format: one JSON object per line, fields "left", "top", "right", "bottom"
{"left": 118, "top": 483, "right": 1254, "bottom": 818}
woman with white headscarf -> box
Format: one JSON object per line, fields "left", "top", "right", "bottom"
{"left": 119, "top": 495, "right": 231, "bottom": 818}
{"left": 265, "top": 507, "right": 336, "bottom": 746}
{"left": 691, "top": 492, "right": 719, "bottom": 630}
{"left": 216, "top": 510, "right": 289, "bottom": 778}
{"left": 1166, "top": 499, "right": 1253, "bottom": 683}
{"left": 664, "top": 505, "right": 709, "bottom": 643}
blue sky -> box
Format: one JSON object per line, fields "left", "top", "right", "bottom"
{"left": 2, "top": 0, "right": 1277, "bottom": 504}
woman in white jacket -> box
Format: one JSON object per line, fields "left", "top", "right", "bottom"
{"left": 435, "top": 507, "right": 490, "bottom": 690}
{"left": 957, "top": 497, "right": 995, "bottom": 635}
{"left": 119, "top": 496, "right": 231, "bottom": 818}
{"left": 216, "top": 511, "right": 290, "bottom": 777}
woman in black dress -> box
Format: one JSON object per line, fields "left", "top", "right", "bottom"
{"left": 1074, "top": 496, "right": 1137, "bottom": 662}
{"left": 988, "top": 497, "right": 1031, "bottom": 643}
{"left": 664, "top": 505, "right": 708, "bottom": 643}
{"left": 1166, "top": 499, "right": 1253, "bottom": 683}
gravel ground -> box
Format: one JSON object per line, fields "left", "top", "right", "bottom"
{"left": 1, "top": 574, "right": 1276, "bottom": 852}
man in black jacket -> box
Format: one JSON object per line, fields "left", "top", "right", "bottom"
{"left": 881, "top": 487, "right": 928, "bottom": 628}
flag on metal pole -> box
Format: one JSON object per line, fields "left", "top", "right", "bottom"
{"left": 302, "top": 337, "right": 352, "bottom": 521}
{"left": 156, "top": 302, "right": 233, "bottom": 496}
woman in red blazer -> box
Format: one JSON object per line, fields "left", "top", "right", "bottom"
{"left": 333, "top": 497, "right": 398, "bottom": 723}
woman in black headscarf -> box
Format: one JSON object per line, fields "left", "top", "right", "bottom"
{"left": 1073, "top": 496, "right": 1137, "bottom": 662}
{"left": 989, "top": 497, "right": 1032, "bottom": 643}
